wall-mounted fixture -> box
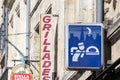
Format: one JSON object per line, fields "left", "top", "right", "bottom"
{"left": 105, "top": 0, "right": 112, "bottom": 4}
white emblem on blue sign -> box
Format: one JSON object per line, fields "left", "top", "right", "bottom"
{"left": 71, "top": 41, "right": 99, "bottom": 62}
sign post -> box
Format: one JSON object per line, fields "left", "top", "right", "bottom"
{"left": 66, "top": 23, "right": 104, "bottom": 70}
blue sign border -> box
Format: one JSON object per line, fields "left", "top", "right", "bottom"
{"left": 65, "top": 23, "right": 104, "bottom": 70}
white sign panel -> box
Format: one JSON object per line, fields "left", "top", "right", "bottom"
{"left": 40, "top": 14, "right": 58, "bottom": 80}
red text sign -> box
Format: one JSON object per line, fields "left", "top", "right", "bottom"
{"left": 12, "top": 74, "right": 32, "bottom": 80}
{"left": 40, "top": 14, "right": 57, "bottom": 80}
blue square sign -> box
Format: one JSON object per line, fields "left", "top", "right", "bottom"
{"left": 65, "top": 23, "right": 104, "bottom": 70}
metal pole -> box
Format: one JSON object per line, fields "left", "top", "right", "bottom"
{"left": 95, "top": 0, "right": 103, "bottom": 79}
{"left": 5, "top": 7, "right": 8, "bottom": 70}
{"left": 26, "top": 0, "right": 30, "bottom": 63}
{"left": 96, "top": 0, "right": 103, "bottom": 23}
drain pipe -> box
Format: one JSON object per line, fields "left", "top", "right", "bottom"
{"left": 26, "top": 0, "right": 30, "bottom": 64}
{"left": 5, "top": 7, "right": 9, "bottom": 70}
{"left": 96, "top": 0, "right": 103, "bottom": 23}
{"left": 95, "top": 0, "right": 103, "bottom": 78}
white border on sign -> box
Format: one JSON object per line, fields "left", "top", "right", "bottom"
{"left": 65, "top": 23, "right": 104, "bottom": 70}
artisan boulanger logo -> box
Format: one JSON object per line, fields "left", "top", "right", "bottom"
{"left": 11, "top": 73, "right": 32, "bottom": 80}
{"left": 10, "top": 64, "right": 33, "bottom": 80}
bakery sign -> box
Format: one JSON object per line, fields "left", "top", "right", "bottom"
{"left": 40, "top": 14, "right": 58, "bottom": 80}
{"left": 11, "top": 74, "right": 32, "bottom": 80}
{"left": 10, "top": 64, "right": 33, "bottom": 80}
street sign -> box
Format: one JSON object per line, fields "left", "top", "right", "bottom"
{"left": 65, "top": 23, "right": 104, "bottom": 69}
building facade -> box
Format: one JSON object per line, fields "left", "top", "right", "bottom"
{"left": 0, "top": 0, "right": 120, "bottom": 80}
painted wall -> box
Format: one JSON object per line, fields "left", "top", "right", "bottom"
{"left": 105, "top": 0, "right": 120, "bottom": 63}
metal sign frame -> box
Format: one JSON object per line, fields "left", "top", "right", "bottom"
{"left": 65, "top": 23, "right": 104, "bottom": 70}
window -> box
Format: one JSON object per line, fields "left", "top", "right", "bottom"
{"left": 105, "top": 0, "right": 112, "bottom": 3}
{"left": 30, "top": 0, "right": 42, "bottom": 17}
{"left": 10, "top": 15, "right": 14, "bottom": 28}
{"left": 15, "top": 3, "right": 20, "bottom": 17}
{"left": 46, "top": 5, "right": 52, "bottom": 14}
{"left": 34, "top": 22, "right": 39, "bottom": 34}
{"left": 1, "top": 56, "right": 5, "bottom": 69}
{"left": 113, "top": 0, "right": 117, "bottom": 10}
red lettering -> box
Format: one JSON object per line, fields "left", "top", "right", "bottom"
{"left": 44, "top": 31, "right": 49, "bottom": 38}
{"left": 41, "top": 15, "right": 52, "bottom": 80}
{"left": 43, "top": 16, "right": 51, "bottom": 23}
{"left": 43, "top": 76, "right": 50, "bottom": 80}
{"left": 42, "top": 61, "right": 51, "bottom": 67}
{"left": 43, "top": 39, "right": 50, "bottom": 45}
{"left": 42, "top": 53, "right": 50, "bottom": 60}
{"left": 42, "top": 69, "right": 50, "bottom": 75}
{"left": 43, "top": 46, "right": 50, "bottom": 52}
{"left": 43, "top": 24, "right": 51, "bottom": 31}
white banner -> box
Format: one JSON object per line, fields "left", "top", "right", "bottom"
{"left": 40, "top": 14, "right": 58, "bottom": 80}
